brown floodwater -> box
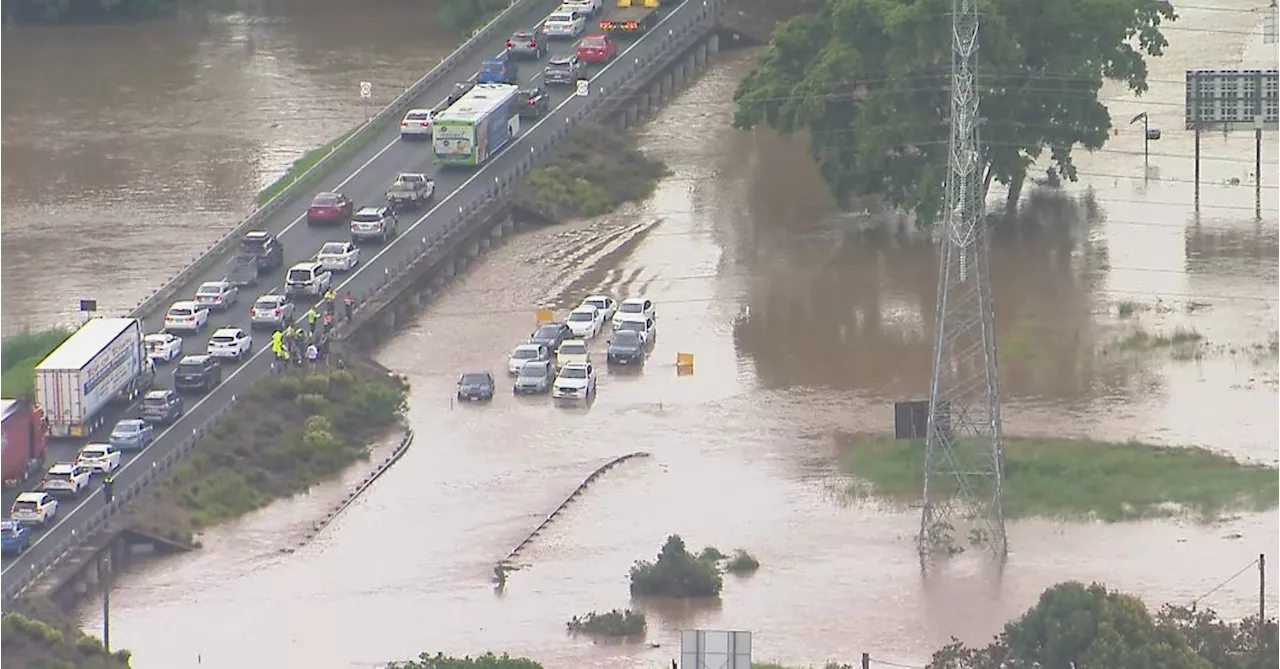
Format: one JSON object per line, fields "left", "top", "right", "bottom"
{"left": 0, "top": 0, "right": 459, "bottom": 333}
{"left": 82, "top": 5, "right": 1277, "bottom": 666}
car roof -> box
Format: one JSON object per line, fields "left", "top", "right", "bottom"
{"left": 561, "top": 361, "right": 590, "bottom": 369}
{"left": 560, "top": 339, "right": 588, "bottom": 348}
{"left": 585, "top": 295, "right": 612, "bottom": 302}
{"left": 170, "top": 300, "right": 198, "bottom": 308}
{"left": 144, "top": 390, "right": 171, "bottom": 398}
{"left": 515, "top": 343, "right": 543, "bottom": 350}
{"left": 256, "top": 293, "right": 286, "bottom": 301}
{"left": 144, "top": 332, "right": 173, "bottom": 340}
{"left": 199, "top": 280, "right": 228, "bottom": 288}
{"left": 115, "top": 418, "right": 144, "bottom": 425}
{"left": 405, "top": 108, "right": 432, "bottom": 115}
{"left": 621, "top": 297, "right": 648, "bottom": 304}
{"left": 80, "top": 443, "right": 111, "bottom": 451}
{"left": 15, "top": 492, "right": 46, "bottom": 502}
{"left": 243, "top": 230, "right": 270, "bottom": 239}
{"left": 548, "top": 55, "right": 575, "bottom": 64}
{"left": 48, "top": 462, "right": 77, "bottom": 472}
{"left": 290, "top": 261, "right": 322, "bottom": 270}
{"left": 179, "top": 354, "right": 212, "bottom": 363}
{"left": 355, "top": 206, "right": 386, "bottom": 215}
{"left": 571, "top": 305, "right": 597, "bottom": 312}
{"left": 211, "top": 327, "right": 243, "bottom": 336}
{"left": 0, "top": 519, "right": 20, "bottom": 529}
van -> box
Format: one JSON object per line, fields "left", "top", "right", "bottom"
{"left": 285, "top": 261, "right": 333, "bottom": 298}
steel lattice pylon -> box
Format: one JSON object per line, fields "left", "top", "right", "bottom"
{"left": 917, "top": 0, "right": 1008, "bottom": 562}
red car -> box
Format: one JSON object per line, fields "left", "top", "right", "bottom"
{"left": 575, "top": 34, "right": 617, "bottom": 64}
{"left": 306, "top": 192, "right": 353, "bottom": 226}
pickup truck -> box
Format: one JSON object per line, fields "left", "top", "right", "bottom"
{"left": 599, "top": 0, "right": 664, "bottom": 34}
{"left": 0, "top": 519, "right": 30, "bottom": 555}
{"left": 385, "top": 173, "right": 436, "bottom": 211}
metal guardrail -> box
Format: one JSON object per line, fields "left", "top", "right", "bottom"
{"left": 1, "top": 0, "right": 724, "bottom": 606}
{"left": 342, "top": 0, "right": 724, "bottom": 319}
{"left": 123, "top": 0, "right": 551, "bottom": 323}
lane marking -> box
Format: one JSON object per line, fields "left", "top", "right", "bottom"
{"left": 6, "top": 0, "right": 694, "bottom": 576}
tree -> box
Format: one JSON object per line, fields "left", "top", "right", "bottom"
{"left": 386, "top": 652, "right": 543, "bottom": 669}
{"left": 925, "top": 581, "right": 1278, "bottom": 669}
{"left": 732, "top": 0, "right": 1176, "bottom": 226}
{"left": 629, "top": 535, "right": 723, "bottom": 597}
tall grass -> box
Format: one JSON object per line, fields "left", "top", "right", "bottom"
{"left": 1, "top": 328, "right": 74, "bottom": 399}
{"left": 837, "top": 433, "right": 1278, "bottom": 522}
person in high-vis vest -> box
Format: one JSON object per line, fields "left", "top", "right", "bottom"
{"left": 305, "top": 307, "right": 320, "bottom": 334}
{"left": 323, "top": 289, "right": 336, "bottom": 314}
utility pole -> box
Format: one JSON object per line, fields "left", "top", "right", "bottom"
{"left": 919, "top": 0, "right": 1008, "bottom": 563}
{"left": 102, "top": 554, "right": 111, "bottom": 652}
{"left": 1260, "top": 553, "right": 1266, "bottom": 623}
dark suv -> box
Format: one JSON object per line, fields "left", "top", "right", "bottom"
{"left": 140, "top": 389, "right": 184, "bottom": 424}
{"left": 173, "top": 355, "right": 222, "bottom": 394}
{"left": 518, "top": 88, "right": 550, "bottom": 118}
{"left": 240, "top": 231, "right": 284, "bottom": 271}
{"left": 530, "top": 322, "right": 573, "bottom": 350}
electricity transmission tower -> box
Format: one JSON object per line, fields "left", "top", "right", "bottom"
{"left": 918, "top": 0, "right": 1008, "bottom": 562}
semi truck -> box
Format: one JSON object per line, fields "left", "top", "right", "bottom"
{"left": 34, "top": 317, "right": 154, "bottom": 438}
{"left": 432, "top": 83, "right": 522, "bottom": 167}
{"left": 598, "top": 0, "right": 664, "bottom": 34}
{"left": 1, "top": 399, "right": 47, "bottom": 490}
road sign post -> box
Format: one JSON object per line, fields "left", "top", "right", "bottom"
{"left": 575, "top": 80, "right": 589, "bottom": 97}
{"left": 360, "top": 81, "right": 373, "bottom": 120}
{"left": 1184, "top": 69, "right": 1278, "bottom": 216}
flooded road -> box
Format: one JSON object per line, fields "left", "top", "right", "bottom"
{"left": 0, "top": 0, "right": 459, "bottom": 332}
{"left": 86, "top": 4, "right": 1276, "bottom": 665}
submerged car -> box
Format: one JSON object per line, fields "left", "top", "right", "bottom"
{"left": 456, "top": 371, "right": 495, "bottom": 402}
{"left": 514, "top": 359, "right": 555, "bottom": 395}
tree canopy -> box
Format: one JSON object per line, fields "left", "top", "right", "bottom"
{"left": 732, "top": 0, "right": 1177, "bottom": 225}
{"left": 629, "top": 535, "right": 724, "bottom": 597}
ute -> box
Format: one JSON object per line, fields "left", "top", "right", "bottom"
{"left": 598, "top": 0, "right": 664, "bottom": 34}
{"left": 386, "top": 173, "right": 436, "bottom": 211}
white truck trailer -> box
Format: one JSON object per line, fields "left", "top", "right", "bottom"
{"left": 34, "top": 317, "right": 154, "bottom": 438}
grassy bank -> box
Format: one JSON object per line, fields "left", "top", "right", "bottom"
{"left": 1, "top": 612, "right": 130, "bottom": 669}
{"left": 837, "top": 434, "right": 1279, "bottom": 522}
{"left": 257, "top": 124, "right": 372, "bottom": 206}
{"left": 129, "top": 362, "right": 408, "bottom": 542}
{"left": 1, "top": 328, "right": 73, "bottom": 399}
{"left": 515, "top": 123, "right": 670, "bottom": 221}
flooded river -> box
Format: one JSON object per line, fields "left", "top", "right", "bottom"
{"left": 3, "top": 0, "right": 1274, "bottom": 665}
{"left": 0, "top": 0, "right": 459, "bottom": 333}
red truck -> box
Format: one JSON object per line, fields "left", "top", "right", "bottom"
{"left": 2, "top": 399, "right": 47, "bottom": 490}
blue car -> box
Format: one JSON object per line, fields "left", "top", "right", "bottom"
{"left": 476, "top": 57, "right": 518, "bottom": 85}
{"left": 1, "top": 519, "right": 31, "bottom": 555}
{"left": 108, "top": 418, "right": 155, "bottom": 453}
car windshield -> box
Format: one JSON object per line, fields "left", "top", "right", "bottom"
{"left": 512, "top": 348, "right": 539, "bottom": 360}
{"left": 612, "top": 331, "right": 641, "bottom": 346}
{"left": 619, "top": 321, "right": 643, "bottom": 332}
{"left": 560, "top": 367, "right": 588, "bottom": 379}
{"left": 254, "top": 299, "right": 279, "bottom": 311}
{"left": 353, "top": 211, "right": 384, "bottom": 222}
{"left": 561, "top": 343, "right": 587, "bottom": 355}
{"left": 167, "top": 306, "right": 193, "bottom": 317}
{"left": 548, "top": 60, "right": 573, "bottom": 70}
{"left": 114, "top": 422, "right": 140, "bottom": 435}
{"left": 48, "top": 471, "right": 72, "bottom": 482}
{"left": 621, "top": 302, "right": 644, "bottom": 313}
{"left": 406, "top": 111, "right": 432, "bottom": 121}
{"left": 461, "top": 373, "right": 489, "bottom": 385}
{"left": 144, "top": 395, "right": 169, "bottom": 408}
{"left": 321, "top": 243, "right": 347, "bottom": 254}
{"left": 197, "top": 284, "right": 222, "bottom": 296}
{"left": 287, "top": 269, "right": 313, "bottom": 283}
{"left": 535, "top": 325, "right": 562, "bottom": 338}
{"left": 586, "top": 299, "right": 608, "bottom": 309}
{"left": 13, "top": 501, "right": 37, "bottom": 513}
{"left": 568, "top": 311, "right": 593, "bottom": 322}
{"left": 548, "top": 13, "right": 571, "bottom": 22}
{"left": 178, "top": 360, "right": 205, "bottom": 372}
{"left": 313, "top": 194, "right": 340, "bottom": 205}
{"left": 520, "top": 364, "right": 548, "bottom": 378}
{"left": 583, "top": 37, "right": 605, "bottom": 47}
{"left": 241, "top": 236, "right": 268, "bottom": 251}
{"left": 397, "top": 174, "right": 423, "bottom": 183}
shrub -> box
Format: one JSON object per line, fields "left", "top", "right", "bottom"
{"left": 629, "top": 535, "right": 723, "bottom": 597}
{"left": 698, "top": 546, "right": 726, "bottom": 562}
{"left": 567, "top": 609, "right": 647, "bottom": 637}
{"left": 725, "top": 550, "right": 760, "bottom": 574}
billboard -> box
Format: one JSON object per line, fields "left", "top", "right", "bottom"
{"left": 680, "top": 630, "right": 752, "bottom": 669}
{"left": 1184, "top": 69, "right": 1279, "bottom": 131}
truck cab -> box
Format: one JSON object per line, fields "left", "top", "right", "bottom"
{"left": 476, "top": 57, "right": 518, "bottom": 85}
{"left": 2, "top": 399, "right": 46, "bottom": 490}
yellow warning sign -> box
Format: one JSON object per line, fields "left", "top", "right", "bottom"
{"left": 676, "top": 352, "right": 694, "bottom": 367}
{"left": 536, "top": 309, "right": 554, "bottom": 323}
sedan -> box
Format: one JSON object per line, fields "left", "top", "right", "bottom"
{"left": 566, "top": 305, "right": 604, "bottom": 339}
{"left": 307, "top": 191, "right": 353, "bottom": 226}
{"left": 542, "top": 10, "right": 585, "bottom": 39}
{"left": 207, "top": 327, "right": 253, "bottom": 361}
{"left": 543, "top": 55, "right": 585, "bottom": 86}
{"left": 518, "top": 87, "right": 550, "bottom": 118}
{"left": 76, "top": 443, "right": 122, "bottom": 475}
{"left": 576, "top": 34, "right": 617, "bottom": 63}
{"left": 505, "top": 31, "right": 545, "bottom": 60}
{"left": 400, "top": 108, "right": 435, "bottom": 140}
{"left": 195, "top": 280, "right": 239, "bottom": 312}
{"left": 457, "top": 371, "right": 495, "bottom": 402}
{"left": 530, "top": 322, "right": 574, "bottom": 350}
{"left": 163, "top": 300, "right": 210, "bottom": 334}
{"left": 317, "top": 241, "right": 361, "bottom": 272}
{"left": 507, "top": 343, "right": 551, "bottom": 375}
{"left": 109, "top": 418, "right": 156, "bottom": 453}
{"left": 556, "top": 339, "right": 590, "bottom": 367}
{"left": 144, "top": 332, "right": 183, "bottom": 364}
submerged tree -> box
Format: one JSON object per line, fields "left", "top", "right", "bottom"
{"left": 732, "top": 0, "right": 1176, "bottom": 226}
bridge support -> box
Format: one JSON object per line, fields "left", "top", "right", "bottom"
{"left": 695, "top": 43, "right": 707, "bottom": 67}
{"left": 708, "top": 33, "right": 719, "bottom": 54}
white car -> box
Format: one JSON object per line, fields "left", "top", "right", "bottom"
{"left": 566, "top": 305, "right": 605, "bottom": 339}
{"left": 553, "top": 362, "right": 597, "bottom": 400}
{"left": 207, "top": 327, "right": 253, "bottom": 361}
{"left": 507, "top": 343, "right": 551, "bottom": 375}
{"left": 40, "top": 463, "right": 92, "bottom": 496}
{"left": 400, "top": 108, "right": 435, "bottom": 139}
{"left": 582, "top": 295, "right": 617, "bottom": 321}
{"left": 144, "top": 332, "right": 184, "bottom": 364}
{"left": 614, "top": 297, "right": 655, "bottom": 323}
{"left": 556, "top": 339, "right": 590, "bottom": 367}
{"left": 163, "top": 300, "right": 210, "bottom": 334}
{"left": 317, "top": 241, "right": 361, "bottom": 272}
{"left": 613, "top": 315, "right": 656, "bottom": 345}
{"left": 195, "top": 280, "right": 239, "bottom": 312}
{"left": 542, "top": 9, "right": 586, "bottom": 38}
{"left": 561, "top": 0, "right": 602, "bottom": 15}
{"left": 10, "top": 492, "right": 58, "bottom": 526}
{"left": 76, "top": 443, "right": 121, "bottom": 475}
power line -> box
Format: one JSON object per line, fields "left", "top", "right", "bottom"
{"left": 1191, "top": 557, "right": 1262, "bottom": 608}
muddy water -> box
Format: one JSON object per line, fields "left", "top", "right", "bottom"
{"left": 0, "top": 0, "right": 458, "bottom": 332}
{"left": 90, "top": 11, "right": 1276, "bottom": 667}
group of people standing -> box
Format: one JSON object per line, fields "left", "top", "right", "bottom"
{"left": 270, "top": 291, "right": 356, "bottom": 371}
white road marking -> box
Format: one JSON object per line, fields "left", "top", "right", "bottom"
{"left": 4, "top": 0, "right": 688, "bottom": 575}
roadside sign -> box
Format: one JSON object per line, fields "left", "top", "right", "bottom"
{"left": 359, "top": 81, "right": 373, "bottom": 99}
{"left": 575, "top": 80, "right": 589, "bottom": 97}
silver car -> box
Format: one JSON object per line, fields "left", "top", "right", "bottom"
{"left": 543, "top": 55, "right": 585, "bottom": 86}
{"left": 250, "top": 294, "right": 295, "bottom": 329}
{"left": 195, "top": 280, "right": 239, "bottom": 312}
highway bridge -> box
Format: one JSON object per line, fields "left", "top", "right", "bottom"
{"left": 1, "top": 0, "right": 727, "bottom": 604}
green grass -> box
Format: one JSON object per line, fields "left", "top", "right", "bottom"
{"left": 836, "top": 433, "right": 1278, "bottom": 522}
{"left": 1, "top": 612, "right": 131, "bottom": 669}
{"left": 1, "top": 327, "right": 74, "bottom": 399}
{"left": 565, "top": 609, "right": 647, "bottom": 637}
{"left": 133, "top": 364, "right": 408, "bottom": 540}
{"left": 516, "top": 123, "right": 670, "bottom": 221}
{"left": 256, "top": 125, "right": 368, "bottom": 206}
